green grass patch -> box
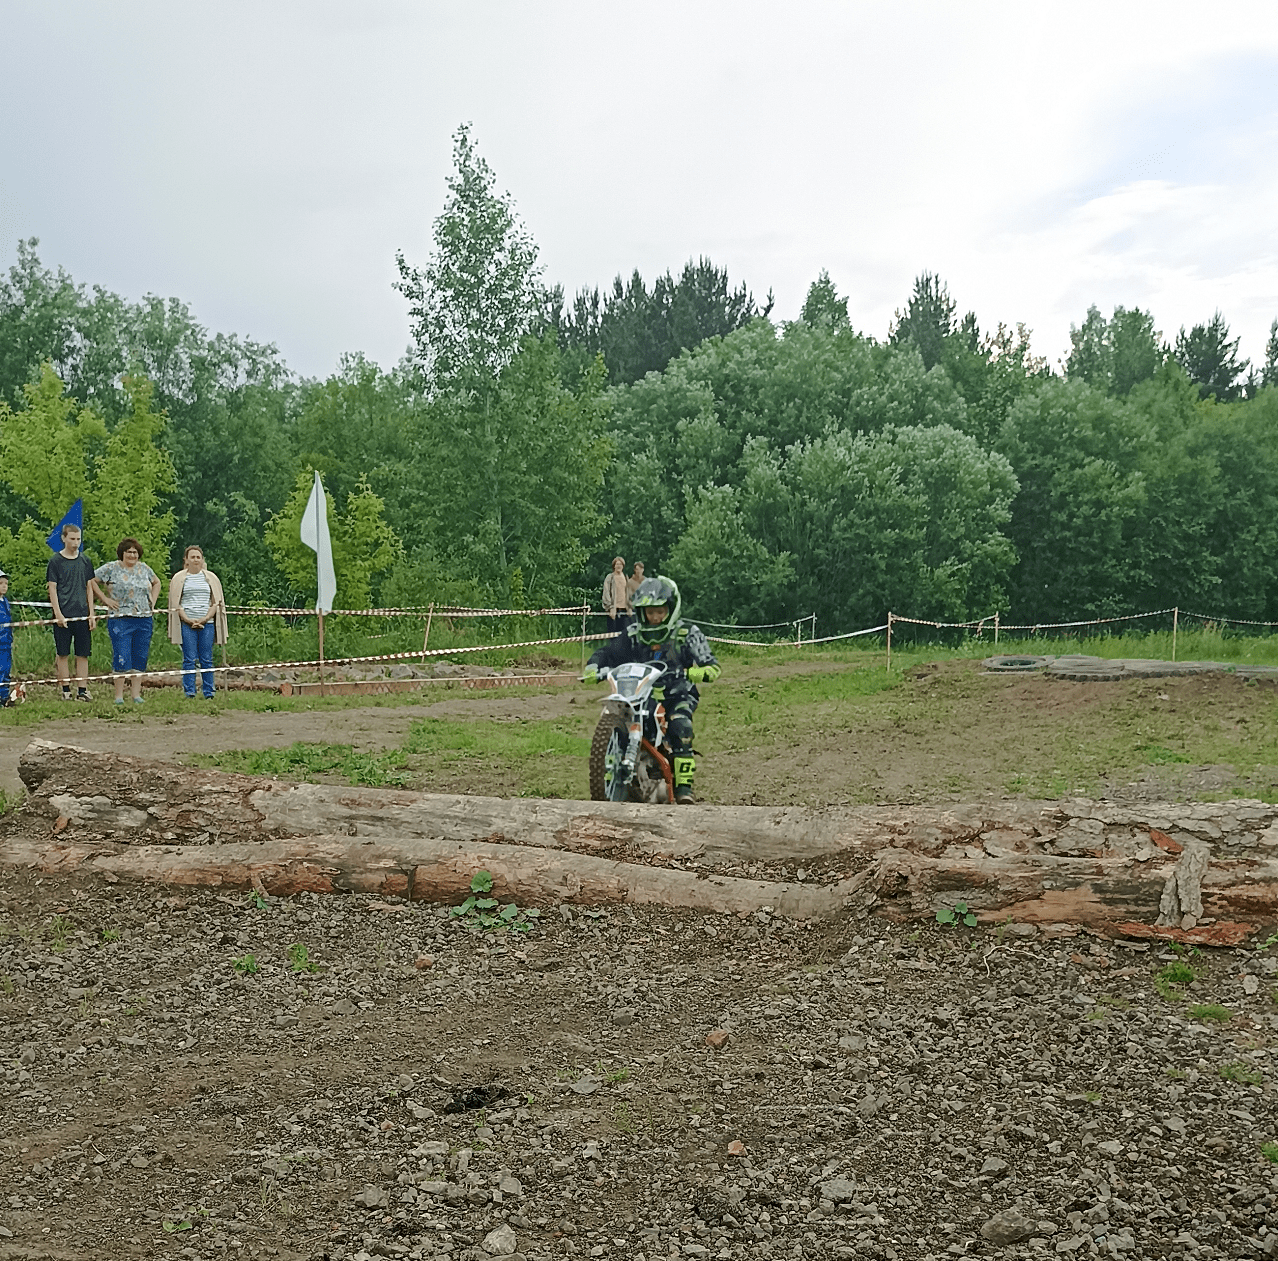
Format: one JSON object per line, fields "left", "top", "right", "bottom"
{"left": 1188, "top": 1003, "right": 1233, "bottom": 1023}
{"left": 191, "top": 742, "right": 411, "bottom": 787}
{"left": 1219, "top": 1061, "right": 1263, "bottom": 1085}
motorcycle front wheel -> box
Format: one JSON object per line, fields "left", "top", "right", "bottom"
{"left": 589, "top": 714, "right": 631, "bottom": 801}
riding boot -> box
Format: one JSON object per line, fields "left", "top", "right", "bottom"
{"left": 672, "top": 753, "right": 696, "bottom": 805}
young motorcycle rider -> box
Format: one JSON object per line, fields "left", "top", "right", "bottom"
{"left": 581, "top": 576, "right": 720, "bottom": 804}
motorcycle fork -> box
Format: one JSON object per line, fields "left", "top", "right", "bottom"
{"left": 641, "top": 739, "right": 675, "bottom": 803}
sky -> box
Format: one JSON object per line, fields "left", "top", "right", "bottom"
{"left": 2, "top": 0, "right": 1276, "bottom": 380}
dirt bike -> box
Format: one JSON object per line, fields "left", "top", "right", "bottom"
{"left": 587, "top": 661, "right": 675, "bottom": 803}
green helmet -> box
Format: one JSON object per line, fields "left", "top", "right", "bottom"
{"left": 631, "top": 575, "right": 682, "bottom": 646}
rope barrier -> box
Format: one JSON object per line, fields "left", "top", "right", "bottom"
{"left": 20, "top": 631, "right": 615, "bottom": 690}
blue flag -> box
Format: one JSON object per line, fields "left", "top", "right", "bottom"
{"left": 47, "top": 500, "right": 83, "bottom": 551}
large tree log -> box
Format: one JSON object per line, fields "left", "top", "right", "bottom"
{"left": 9, "top": 740, "right": 1278, "bottom": 940}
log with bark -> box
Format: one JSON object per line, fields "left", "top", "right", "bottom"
{"left": 8, "top": 739, "right": 1278, "bottom": 941}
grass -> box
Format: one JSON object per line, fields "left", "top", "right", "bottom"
{"left": 1188, "top": 1003, "right": 1233, "bottom": 1023}
{"left": 233, "top": 953, "right": 260, "bottom": 977}
{"left": 1219, "top": 1062, "right": 1263, "bottom": 1085}
{"left": 1156, "top": 962, "right": 1195, "bottom": 1001}
{"left": 2, "top": 623, "right": 1276, "bottom": 804}
{"left": 1263, "top": 1142, "right": 1278, "bottom": 1165}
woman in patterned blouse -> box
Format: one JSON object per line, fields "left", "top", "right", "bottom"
{"left": 94, "top": 538, "right": 162, "bottom": 705}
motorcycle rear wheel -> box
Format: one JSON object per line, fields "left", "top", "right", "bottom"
{"left": 589, "top": 714, "right": 630, "bottom": 801}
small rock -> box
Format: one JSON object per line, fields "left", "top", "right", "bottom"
{"left": 1096, "top": 1140, "right": 1123, "bottom": 1156}
{"left": 705, "top": 1029, "right": 730, "bottom": 1049}
{"left": 611, "top": 1009, "right": 635, "bottom": 1027}
{"left": 980, "top": 1156, "right": 1009, "bottom": 1175}
{"left": 1242, "top": 974, "right": 1259, "bottom": 995}
{"left": 331, "top": 998, "right": 357, "bottom": 1017}
{"left": 499, "top": 1174, "right": 523, "bottom": 1196}
{"left": 727, "top": 1140, "right": 746, "bottom": 1157}
{"left": 856, "top": 1095, "right": 879, "bottom": 1117}
{"left": 981, "top": 1209, "right": 1036, "bottom": 1245}
{"left": 819, "top": 1177, "right": 857, "bottom": 1203}
{"left": 482, "top": 1223, "right": 518, "bottom": 1255}
{"left": 17, "top": 1045, "right": 36, "bottom": 1066}
{"left": 356, "top": 1185, "right": 387, "bottom": 1208}
{"left": 570, "top": 1077, "right": 600, "bottom": 1095}
{"left": 273, "top": 1015, "right": 298, "bottom": 1028}
{"left": 415, "top": 955, "right": 435, "bottom": 970}
{"left": 1037, "top": 1221, "right": 1059, "bottom": 1235}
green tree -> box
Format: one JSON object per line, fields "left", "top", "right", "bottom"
{"left": 550, "top": 257, "right": 769, "bottom": 386}
{"left": 406, "top": 334, "right": 611, "bottom": 605}
{"left": 889, "top": 272, "right": 957, "bottom": 370}
{"left": 1066, "top": 305, "right": 1164, "bottom": 396}
{"left": 0, "top": 364, "right": 175, "bottom": 597}
{"left": 997, "top": 378, "right": 1154, "bottom": 620}
{"left": 1263, "top": 318, "right": 1278, "bottom": 390}
{"left": 264, "top": 471, "right": 402, "bottom": 609}
{"left": 799, "top": 270, "right": 849, "bottom": 330}
{"left": 395, "top": 124, "right": 542, "bottom": 385}
{"left": 1174, "top": 312, "right": 1249, "bottom": 401}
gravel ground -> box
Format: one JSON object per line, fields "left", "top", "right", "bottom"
{"left": 2, "top": 870, "right": 1277, "bottom": 1261}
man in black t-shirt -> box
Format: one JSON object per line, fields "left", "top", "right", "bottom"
{"left": 46, "top": 523, "right": 99, "bottom": 701}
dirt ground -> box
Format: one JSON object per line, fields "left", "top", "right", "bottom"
{"left": 2, "top": 660, "right": 1278, "bottom": 1261}
{"left": 0, "top": 659, "right": 1273, "bottom": 807}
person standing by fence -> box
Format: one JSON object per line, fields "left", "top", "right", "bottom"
{"left": 169, "top": 545, "right": 228, "bottom": 699}
{"left": 602, "top": 557, "right": 631, "bottom": 633}
{"left": 46, "top": 522, "right": 97, "bottom": 701}
{"left": 95, "top": 538, "right": 161, "bottom": 705}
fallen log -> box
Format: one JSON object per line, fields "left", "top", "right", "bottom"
{"left": 8, "top": 740, "right": 1278, "bottom": 939}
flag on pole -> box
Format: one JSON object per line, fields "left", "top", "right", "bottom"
{"left": 47, "top": 499, "right": 83, "bottom": 551}
{"left": 299, "top": 471, "right": 336, "bottom": 612}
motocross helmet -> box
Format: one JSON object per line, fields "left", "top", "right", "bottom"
{"left": 631, "top": 576, "right": 681, "bottom": 646}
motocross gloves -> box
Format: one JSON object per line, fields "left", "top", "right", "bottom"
{"left": 685, "top": 663, "right": 721, "bottom": 684}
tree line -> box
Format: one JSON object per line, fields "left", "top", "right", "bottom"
{"left": 2, "top": 123, "right": 1277, "bottom": 628}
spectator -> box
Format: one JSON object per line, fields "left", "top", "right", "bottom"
{"left": 602, "top": 556, "right": 630, "bottom": 633}
{"left": 95, "top": 538, "right": 161, "bottom": 705}
{"left": 168, "top": 545, "right": 227, "bottom": 700}
{"left": 46, "top": 522, "right": 97, "bottom": 701}
{"left": 0, "top": 568, "right": 11, "bottom": 706}
{"left": 626, "top": 561, "right": 646, "bottom": 610}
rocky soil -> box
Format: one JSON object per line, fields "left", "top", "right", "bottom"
{"left": 2, "top": 868, "right": 1278, "bottom": 1261}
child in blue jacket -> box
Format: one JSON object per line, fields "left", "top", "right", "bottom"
{"left": 0, "top": 569, "right": 12, "bottom": 705}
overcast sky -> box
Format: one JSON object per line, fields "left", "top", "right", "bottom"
{"left": 3, "top": 1, "right": 1276, "bottom": 380}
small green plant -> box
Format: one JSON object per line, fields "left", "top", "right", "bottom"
{"left": 0, "top": 974, "right": 14, "bottom": 997}
{"left": 1095, "top": 993, "right": 1129, "bottom": 1010}
{"left": 233, "top": 953, "right": 260, "bottom": 976}
{"left": 450, "top": 870, "right": 541, "bottom": 932}
{"left": 250, "top": 891, "right": 269, "bottom": 911}
{"left": 1165, "top": 1067, "right": 1187, "bottom": 1080}
{"left": 286, "top": 942, "right": 319, "bottom": 973}
{"left": 1188, "top": 1003, "right": 1232, "bottom": 1023}
{"left": 606, "top": 1067, "right": 631, "bottom": 1084}
{"left": 1262, "top": 1141, "right": 1278, "bottom": 1165}
{"left": 77, "top": 995, "right": 93, "bottom": 1019}
{"left": 161, "top": 1220, "right": 193, "bottom": 1233}
{"left": 935, "top": 901, "right": 977, "bottom": 928}
{"left": 613, "top": 1101, "right": 636, "bottom": 1134}
{"left": 1155, "top": 961, "right": 1195, "bottom": 1001}
{"left": 101, "top": 927, "right": 121, "bottom": 943}
{"left": 1219, "top": 1062, "right": 1263, "bottom": 1085}
{"left": 48, "top": 915, "right": 71, "bottom": 952}
{"left": 1084, "top": 1090, "right": 1102, "bottom": 1103}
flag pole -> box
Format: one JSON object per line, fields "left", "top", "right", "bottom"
{"left": 318, "top": 609, "right": 325, "bottom": 697}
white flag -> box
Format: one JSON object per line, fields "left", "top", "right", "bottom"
{"left": 299, "top": 470, "right": 336, "bottom": 613}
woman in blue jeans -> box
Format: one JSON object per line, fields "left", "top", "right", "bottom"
{"left": 167, "top": 545, "right": 228, "bottom": 699}
{"left": 95, "top": 538, "right": 162, "bottom": 704}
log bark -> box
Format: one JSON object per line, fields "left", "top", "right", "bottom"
{"left": 9, "top": 739, "right": 1278, "bottom": 940}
